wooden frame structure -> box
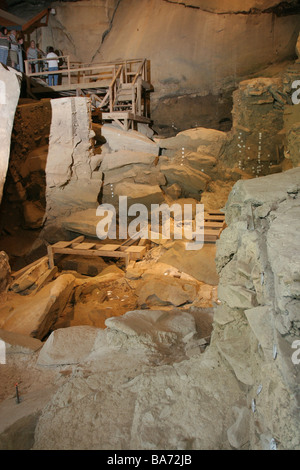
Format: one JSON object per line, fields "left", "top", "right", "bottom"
{"left": 25, "top": 57, "right": 152, "bottom": 130}
{"left": 47, "top": 236, "right": 147, "bottom": 270}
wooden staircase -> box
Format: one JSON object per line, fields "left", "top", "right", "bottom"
{"left": 113, "top": 83, "right": 134, "bottom": 110}
{"left": 25, "top": 57, "right": 152, "bottom": 131}
{"left": 203, "top": 211, "right": 226, "bottom": 243}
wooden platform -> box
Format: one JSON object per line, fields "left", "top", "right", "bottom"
{"left": 25, "top": 57, "right": 152, "bottom": 130}
{"left": 47, "top": 236, "right": 147, "bottom": 269}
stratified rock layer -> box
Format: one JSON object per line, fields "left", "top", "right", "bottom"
{"left": 214, "top": 167, "right": 300, "bottom": 450}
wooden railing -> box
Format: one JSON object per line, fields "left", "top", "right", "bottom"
{"left": 25, "top": 57, "right": 150, "bottom": 118}
{"left": 25, "top": 56, "right": 149, "bottom": 88}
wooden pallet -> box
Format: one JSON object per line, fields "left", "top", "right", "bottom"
{"left": 47, "top": 236, "right": 147, "bottom": 269}
{"left": 203, "top": 211, "right": 226, "bottom": 243}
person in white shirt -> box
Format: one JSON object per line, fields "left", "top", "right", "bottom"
{"left": 46, "top": 46, "right": 59, "bottom": 86}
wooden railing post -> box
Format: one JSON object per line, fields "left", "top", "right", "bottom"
{"left": 109, "top": 85, "right": 113, "bottom": 112}
{"left": 24, "top": 59, "right": 29, "bottom": 76}
{"left": 67, "top": 56, "right": 71, "bottom": 85}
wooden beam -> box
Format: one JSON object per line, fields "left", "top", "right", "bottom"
{"left": 11, "top": 255, "right": 48, "bottom": 280}
{"left": 0, "top": 9, "right": 25, "bottom": 27}
{"left": 21, "top": 8, "right": 50, "bottom": 32}
{"left": 33, "top": 267, "right": 58, "bottom": 294}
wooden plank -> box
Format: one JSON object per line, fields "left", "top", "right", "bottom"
{"left": 33, "top": 267, "right": 58, "bottom": 294}
{"left": 204, "top": 221, "right": 226, "bottom": 229}
{"left": 102, "top": 112, "right": 151, "bottom": 124}
{"left": 125, "top": 245, "right": 146, "bottom": 261}
{"left": 205, "top": 229, "right": 222, "bottom": 237}
{"left": 207, "top": 211, "right": 225, "bottom": 216}
{"left": 120, "top": 237, "right": 139, "bottom": 247}
{"left": 31, "top": 79, "right": 112, "bottom": 94}
{"left": 21, "top": 8, "right": 49, "bottom": 31}
{"left": 97, "top": 244, "right": 121, "bottom": 252}
{"left": 204, "top": 215, "right": 225, "bottom": 222}
{"left": 52, "top": 236, "right": 85, "bottom": 249}
{"left": 11, "top": 255, "right": 48, "bottom": 280}
{"left": 204, "top": 234, "right": 218, "bottom": 242}
{"left": 51, "top": 247, "right": 128, "bottom": 259}
{"left": 70, "top": 236, "right": 85, "bottom": 246}
{"left": 47, "top": 245, "right": 55, "bottom": 269}
{"left": 52, "top": 241, "right": 74, "bottom": 249}
{"left": 72, "top": 242, "right": 96, "bottom": 250}
{"left": 125, "top": 246, "right": 146, "bottom": 254}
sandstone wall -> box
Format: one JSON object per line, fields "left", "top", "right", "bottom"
{"left": 162, "top": 0, "right": 297, "bottom": 12}
{"left": 38, "top": 0, "right": 120, "bottom": 62}
{"left": 0, "top": 99, "right": 52, "bottom": 233}
{"left": 34, "top": 0, "right": 300, "bottom": 135}
{"left": 44, "top": 97, "right": 102, "bottom": 239}
{"left": 0, "top": 65, "right": 21, "bottom": 205}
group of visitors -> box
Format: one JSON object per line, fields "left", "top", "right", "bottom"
{"left": 0, "top": 27, "right": 60, "bottom": 86}
{"left": 0, "top": 27, "right": 25, "bottom": 71}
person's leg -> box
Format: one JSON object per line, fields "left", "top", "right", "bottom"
{"left": 53, "top": 67, "right": 58, "bottom": 86}
{"left": 1, "top": 48, "right": 9, "bottom": 65}
{"left": 48, "top": 67, "right": 54, "bottom": 86}
{"left": 0, "top": 47, "right": 5, "bottom": 64}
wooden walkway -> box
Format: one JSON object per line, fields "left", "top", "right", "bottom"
{"left": 25, "top": 57, "right": 152, "bottom": 130}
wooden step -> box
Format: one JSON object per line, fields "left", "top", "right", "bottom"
{"left": 119, "top": 83, "right": 133, "bottom": 89}
{"left": 204, "top": 221, "right": 226, "bottom": 229}
{"left": 97, "top": 244, "right": 121, "bottom": 252}
{"left": 72, "top": 242, "right": 96, "bottom": 250}
{"left": 204, "top": 214, "right": 225, "bottom": 222}
{"left": 207, "top": 211, "right": 225, "bottom": 216}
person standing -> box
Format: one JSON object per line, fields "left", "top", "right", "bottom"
{"left": 46, "top": 46, "right": 59, "bottom": 86}
{"left": 26, "top": 40, "right": 44, "bottom": 74}
{"left": 0, "top": 27, "right": 9, "bottom": 65}
{"left": 17, "top": 36, "right": 25, "bottom": 73}
{"left": 8, "top": 30, "right": 19, "bottom": 70}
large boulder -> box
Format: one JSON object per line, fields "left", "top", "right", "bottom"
{"left": 37, "top": 326, "right": 103, "bottom": 366}
{"left": 100, "top": 150, "right": 156, "bottom": 171}
{"left": 160, "top": 162, "right": 210, "bottom": 195}
{"left": 107, "top": 181, "right": 165, "bottom": 208}
{"left": 105, "top": 308, "right": 197, "bottom": 350}
{"left": 101, "top": 125, "right": 159, "bottom": 154}
{"left": 0, "top": 274, "right": 75, "bottom": 340}
{"left": 137, "top": 274, "right": 199, "bottom": 307}
{"left": 159, "top": 127, "right": 227, "bottom": 155}
{"left": 0, "top": 329, "right": 42, "bottom": 355}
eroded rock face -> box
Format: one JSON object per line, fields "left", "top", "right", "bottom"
{"left": 0, "top": 252, "right": 11, "bottom": 293}
{"left": 214, "top": 167, "right": 300, "bottom": 450}
{"left": 224, "top": 77, "right": 287, "bottom": 174}
{"left": 0, "top": 65, "right": 21, "bottom": 205}
{"left": 93, "top": 0, "right": 300, "bottom": 134}
{"left": 43, "top": 97, "right": 101, "bottom": 240}
{"left": 0, "top": 274, "right": 76, "bottom": 340}
{"left": 21, "top": 0, "right": 300, "bottom": 135}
